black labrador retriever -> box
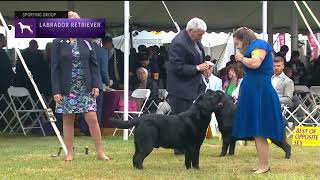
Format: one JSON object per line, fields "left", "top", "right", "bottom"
{"left": 110, "top": 90, "right": 224, "bottom": 169}
{"left": 213, "top": 90, "right": 291, "bottom": 159}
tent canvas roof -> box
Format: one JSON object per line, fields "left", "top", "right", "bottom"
{"left": 1, "top": 1, "right": 320, "bottom": 33}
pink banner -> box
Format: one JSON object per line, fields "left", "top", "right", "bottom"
{"left": 279, "top": 33, "right": 285, "bottom": 47}
{"left": 308, "top": 34, "right": 318, "bottom": 60}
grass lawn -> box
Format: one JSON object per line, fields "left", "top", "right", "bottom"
{"left": 0, "top": 134, "right": 319, "bottom": 180}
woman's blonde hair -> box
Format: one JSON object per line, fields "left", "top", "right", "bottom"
{"left": 233, "top": 27, "right": 257, "bottom": 53}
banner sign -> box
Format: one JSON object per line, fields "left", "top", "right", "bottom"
{"left": 14, "top": 11, "right": 105, "bottom": 38}
{"left": 292, "top": 126, "right": 320, "bottom": 146}
{"left": 308, "top": 34, "right": 319, "bottom": 60}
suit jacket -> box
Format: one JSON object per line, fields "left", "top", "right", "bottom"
{"left": 51, "top": 38, "right": 101, "bottom": 96}
{"left": 0, "top": 49, "right": 14, "bottom": 93}
{"left": 272, "top": 72, "right": 294, "bottom": 107}
{"left": 108, "top": 48, "right": 124, "bottom": 89}
{"left": 167, "top": 29, "right": 205, "bottom": 100}
{"left": 92, "top": 42, "right": 109, "bottom": 90}
{"left": 15, "top": 48, "right": 43, "bottom": 93}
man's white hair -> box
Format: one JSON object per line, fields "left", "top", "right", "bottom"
{"left": 186, "top": 18, "right": 207, "bottom": 32}
{"left": 136, "top": 67, "right": 148, "bottom": 75}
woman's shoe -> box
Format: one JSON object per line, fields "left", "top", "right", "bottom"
{"left": 253, "top": 167, "right": 271, "bottom": 174}
{"left": 251, "top": 168, "right": 258, "bottom": 172}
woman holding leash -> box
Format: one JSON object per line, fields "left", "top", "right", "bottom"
{"left": 232, "top": 27, "right": 284, "bottom": 174}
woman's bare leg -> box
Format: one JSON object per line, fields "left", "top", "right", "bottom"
{"left": 63, "top": 114, "right": 76, "bottom": 161}
{"left": 254, "top": 136, "right": 270, "bottom": 172}
{"left": 84, "top": 112, "right": 111, "bottom": 160}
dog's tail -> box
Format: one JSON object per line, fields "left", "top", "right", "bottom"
{"left": 109, "top": 117, "right": 138, "bottom": 129}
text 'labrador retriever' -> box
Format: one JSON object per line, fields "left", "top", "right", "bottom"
{"left": 110, "top": 90, "right": 224, "bottom": 170}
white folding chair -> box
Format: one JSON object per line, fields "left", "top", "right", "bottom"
{"left": 6, "top": 87, "right": 46, "bottom": 136}
{"left": 112, "top": 89, "right": 151, "bottom": 136}
{"left": 310, "top": 86, "right": 320, "bottom": 106}
{"left": 294, "top": 85, "right": 313, "bottom": 111}
{"left": 0, "top": 93, "right": 16, "bottom": 133}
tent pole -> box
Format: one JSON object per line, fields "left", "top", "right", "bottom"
{"left": 123, "top": 1, "right": 130, "bottom": 140}
{"left": 0, "top": 12, "right": 68, "bottom": 155}
{"left": 161, "top": 1, "right": 180, "bottom": 32}
{"left": 291, "top": 3, "right": 299, "bottom": 51}
{"left": 302, "top": 1, "right": 320, "bottom": 29}
{"left": 293, "top": 1, "right": 320, "bottom": 48}
{"left": 267, "top": 1, "right": 273, "bottom": 45}
{"left": 262, "top": 1, "right": 268, "bottom": 41}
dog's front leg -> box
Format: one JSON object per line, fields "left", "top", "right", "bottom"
{"left": 184, "top": 149, "right": 192, "bottom": 169}
{"left": 228, "top": 139, "right": 236, "bottom": 155}
{"left": 219, "top": 137, "right": 229, "bottom": 157}
{"left": 191, "top": 145, "right": 200, "bottom": 169}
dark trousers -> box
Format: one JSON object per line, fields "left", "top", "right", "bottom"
{"left": 169, "top": 95, "right": 194, "bottom": 153}
{"left": 169, "top": 96, "right": 193, "bottom": 115}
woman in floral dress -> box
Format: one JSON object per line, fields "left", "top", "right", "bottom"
{"left": 51, "top": 11, "right": 111, "bottom": 161}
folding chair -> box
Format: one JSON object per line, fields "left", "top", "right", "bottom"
{"left": 294, "top": 85, "right": 313, "bottom": 111}
{"left": 6, "top": 87, "right": 46, "bottom": 136}
{"left": 310, "top": 86, "right": 320, "bottom": 106}
{"left": 112, "top": 89, "right": 151, "bottom": 136}
{"left": 0, "top": 93, "right": 16, "bottom": 133}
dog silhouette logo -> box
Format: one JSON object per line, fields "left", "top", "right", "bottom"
{"left": 17, "top": 22, "right": 33, "bottom": 34}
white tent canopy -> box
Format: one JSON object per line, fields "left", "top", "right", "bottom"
{"left": 111, "top": 30, "right": 310, "bottom": 71}
{"left": 1, "top": 1, "right": 320, "bottom": 33}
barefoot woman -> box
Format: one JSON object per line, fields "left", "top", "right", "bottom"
{"left": 51, "top": 11, "right": 111, "bottom": 161}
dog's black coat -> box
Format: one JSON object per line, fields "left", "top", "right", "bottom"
{"left": 213, "top": 90, "right": 291, "bottom": 159}
{"left": 110, "top": 90, "right": 224, "bottom": 169}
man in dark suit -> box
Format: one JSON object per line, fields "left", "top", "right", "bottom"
{"left": 0, "top": 33, "right": 14, "bottom": 94}
{"left": 167, "top": 18, "right": 210, "bottom": 155}
{"left": 15, "top": 39, "right": 44, "bottom": 99}
{"left": 102, "top": 36, "right": 124, "bottom": 90}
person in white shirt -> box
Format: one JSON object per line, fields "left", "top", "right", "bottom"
{"left": 272, "top": 56, "right": 294, "bottom": 107}
{"left": 202, "top": 61, "right": 223, "bottom": 92}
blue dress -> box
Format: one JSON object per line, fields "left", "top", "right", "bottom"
{"left": 55, "top": 41, "right": 97, "bottom": 114}
{"left": 232, "top": 39, "right": 284, "bottom": 142}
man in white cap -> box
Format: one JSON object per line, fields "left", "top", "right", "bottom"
{"left": 202, "top": 61, "right": 223, "bottom": 92}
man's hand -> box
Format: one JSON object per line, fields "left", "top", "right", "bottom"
{"left": 196, "top": 62, "right": 210, "bottom": 72}
{"left": 91, "top": 88, "right": 99, "bottom": 98}
{"left": 109, "top": 79, "right": 113, "bottom": 87}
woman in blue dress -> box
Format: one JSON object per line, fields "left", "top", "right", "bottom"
{"left": 232, "top": 27, "right": 284, "bottom": 174}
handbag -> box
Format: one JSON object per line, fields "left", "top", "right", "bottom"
{"left": 118, "top": 97, "right": 137, "bottom": 111}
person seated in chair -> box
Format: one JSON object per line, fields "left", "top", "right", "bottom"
{"left": 272, "top": 55, "right": 294, "bottom": 107}
{"left": 272, "top": 55, "right": 303, "bottom": 127}
{"left": 131, "top": 67, "right": 159, "bottom": 113}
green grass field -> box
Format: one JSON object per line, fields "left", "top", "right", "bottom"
{"left": 0, "top": 135, "right": 319, "bottom": 180}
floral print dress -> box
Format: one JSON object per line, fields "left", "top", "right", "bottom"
{"left": 55, "top": 41, "right": 97, "bottom": 114}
